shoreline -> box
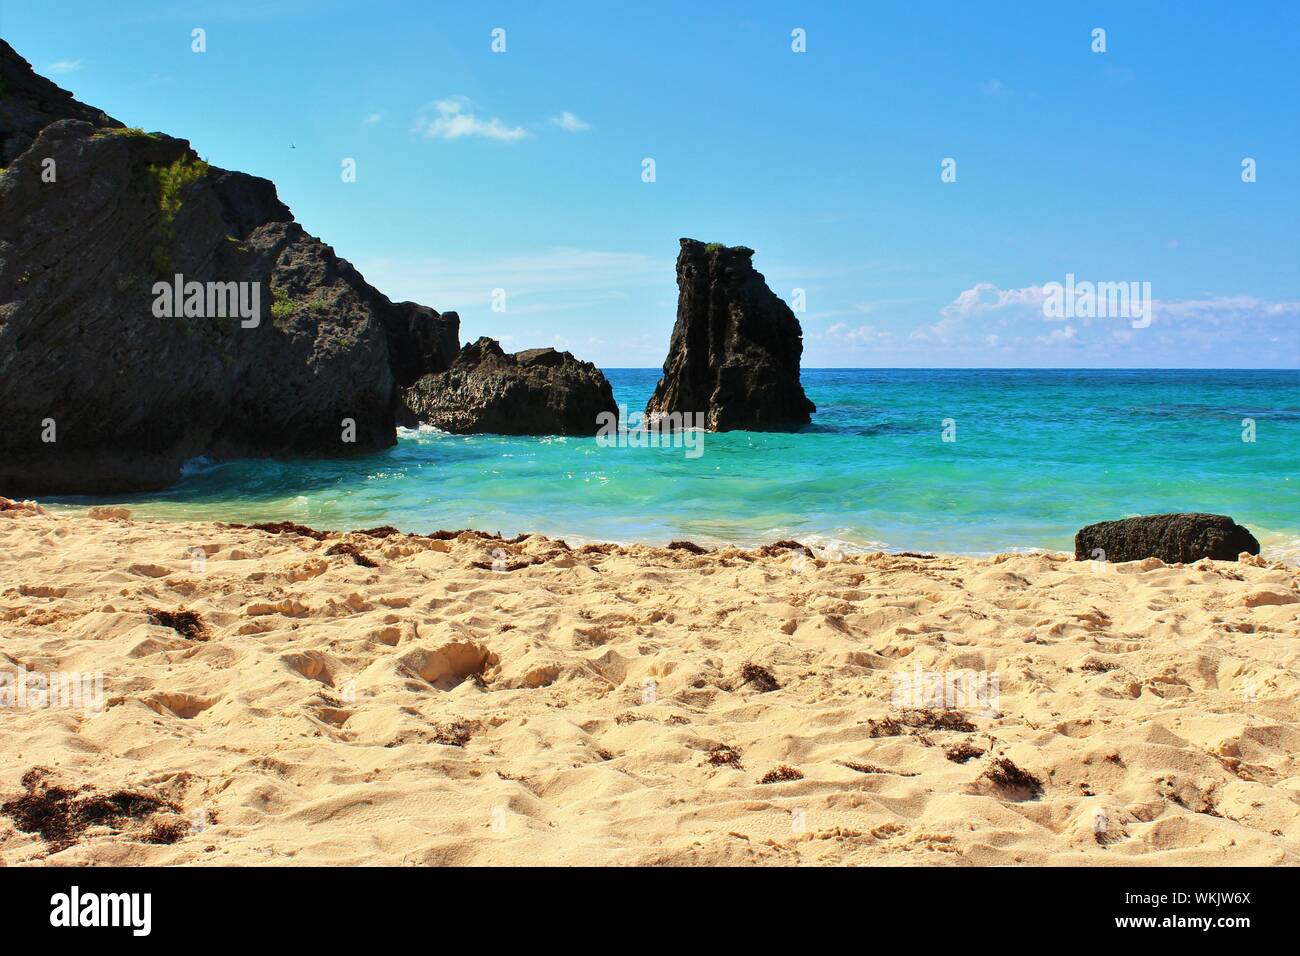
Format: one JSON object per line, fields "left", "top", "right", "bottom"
{"left": 33, "top": 499, "right": 1300, "bottom": 566}
{"left": 2, "top": 502, "right": 1298, "bottom": 865}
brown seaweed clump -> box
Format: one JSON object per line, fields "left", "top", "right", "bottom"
{"left": 667, "top": 540, "right": 710, "bottom": 555}
{"left": 840, "top": 761, "right": 918, "bottom": 777}
{"left": 901, "top": 709, "right": 977, "bottom": 733}
{"left": 944, "top": 742, "right": 985, "bottom": 764}
{"left": 227, "top": 520, "right": 328, "bottom": 540}
{"left": 146, "top": 607, "right": 209, "bottom": 641}
{"left": 324, "top": 541, "right": 379, "bottom": 568}
{"left": 704, "top": 743, "right": 743, "bottom": 768}
{"left": 980, "top": 757, "right": 1044, "bottom": 798}
{"left": 759, "top": 766, "right": 804, "bottom": 784}
{"left": 740, "top": 662, "right": 781, "bottom": 693}
{"left": 1, "top": 768, "right": 185, "bottom": 851}
{"left": 432, "top": 722, "right": 473, "bottom": 747}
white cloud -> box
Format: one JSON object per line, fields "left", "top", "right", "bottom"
{"left": 1037, "top": 324, "right": 1078, "bottom": 345}
{"left": 913, "top": 281, "right": 1048, "bottom": 340}
{"left": 48, "top": 59, "right": 82, "bottom": 74}
{"left": 363, "top": 112, "right": 382, "bottom": 125}
{"left": 550, "top": 111, "right": 591, "bottom": 132}
{"left": 413, "top": 97, "right": 528, "bottom": 142}
{"left": 943, "top": 281, "right": 1049, "bottom": 318}
{"left": 911, "top": 281, "right": 1300, "bottom": 363}
{"left": 980, "top": 79, "right": 1007, "bottom": 96}
{"left": 823, "top": 322, "right": 891, "bottom": 346}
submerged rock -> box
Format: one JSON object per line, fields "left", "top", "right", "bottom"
{"left": 1074, "top": 513, "right": 1260, "bottom": 564}
{"left": 398, "top": 337, "right": 617, "bottom": 435}
{"left": 0, "top": 41, "right": 457, "bottom": 495}
{"left": 645, "top": 238, "right": 814, "bottom": 431}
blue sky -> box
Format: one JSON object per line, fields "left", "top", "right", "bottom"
{"left": 6, "top": 0, "right": 1298, "bottom": 367}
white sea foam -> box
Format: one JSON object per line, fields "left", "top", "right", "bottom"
{"left": 789, "top": 533, "right": 885, "bottom": 558}
{"left": 396, "top": 424, "right": 449, "bottom": 439}
{"left": 1259, "top": 533, "right": 1300, "bottom": 567}
{"left": 179, "top": 456, "right": 217, "bottom": 477}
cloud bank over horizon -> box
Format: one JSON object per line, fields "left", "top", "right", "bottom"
{"left": 361, "top": 252, "right": 1299, "bottom": 369}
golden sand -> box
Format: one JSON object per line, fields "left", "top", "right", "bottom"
{"left": 2, "top": 501, "right": 1297, "bottom": 865}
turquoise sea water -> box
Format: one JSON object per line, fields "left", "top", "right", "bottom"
{"left": 49, "top": 370, "right": 1300, "bottom": 559}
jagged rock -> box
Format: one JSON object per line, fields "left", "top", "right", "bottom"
{"left": 1074, "top": 513, "right": 1260, "bottom": 564}
{"left": 645, "top": 238, "right": 814, "bottom": 431}
{"left": 398, "top": 337, "right": 617, "bottom": 435}
{"left": 0, "top": 41, "right": 457, "bottom": 494}
{"left": 382, "top": 301, "right": 461, "bottom": 389}
{"left": 0, "top": 41, "right": 123, "bottom": 164}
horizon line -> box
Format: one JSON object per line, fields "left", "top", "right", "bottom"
{"left": 598, "top": 366, "right": 1300, "bottom": 372}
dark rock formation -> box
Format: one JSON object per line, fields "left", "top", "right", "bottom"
{"left": 645, "top": 238, "right": 814, "bottom": 431}
{"left": 382, "top": 301, "right": 461, "bottom": 389}
{"left": 398, "top": 337, "right": 617, "bottom": 435}
{"left": 0, "top": 41, "right": 124, "bottom": 164}
{"left": 0, "top": 40, "right": 458, "bottom": 494}
{"left": 1074, "top": 513, "right": 1260, "bottom": 564}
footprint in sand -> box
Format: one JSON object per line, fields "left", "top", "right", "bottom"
{"left": 398, "top": 641, "right": 499, "bottom": 690}
{"left": 129, "top": 563, "right": 172, "bottom": 578}
{"left": 144, "top": 693, "right": 220, "bottom": 719}
{"left": 281, "top": 651, "right": 337, "bottom": 686}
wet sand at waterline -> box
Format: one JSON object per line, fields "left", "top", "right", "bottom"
{"left": 2, "top": 500, "right": 1298, "bottom": 865}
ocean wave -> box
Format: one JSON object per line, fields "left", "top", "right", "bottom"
{"left": 791, "top": 532, "right": 888, "bottom": 557}
{"left": 1260, "top": 534, "right": 1300, "bottom": 566}
{"left": 179, "top": 456, "right": 218, "bottom": 477}
{"left": 396, "top": 424, "right": 450, "bottom": 439}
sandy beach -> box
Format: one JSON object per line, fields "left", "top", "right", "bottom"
{"left": 1, "top": 500, "right": 1297, "bottom": 866}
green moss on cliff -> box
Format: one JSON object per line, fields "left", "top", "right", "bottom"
{"left": 147, "top": 155, "right": 209, "bottom": 277}
{"left": 270, "top": 287, "right": 296, "bottom": 321}
{"left": 92, "top": 126, "right": 163, "bottom": 140}
{"left": 704, "top": 241, "right": 755, "bottom": 256}
{"left": 150, "top": 155, "right": 209, "bottom": 232}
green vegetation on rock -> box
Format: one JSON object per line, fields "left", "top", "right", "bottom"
{"left": 147, "top": 155, "right": 209, "bottom": 277}
{"left": 150, "top": 155, "right": 209, "bottom": 233}
{"left": 270, "top": 286, "right": 296, "bottom": 321}
{"left": 704, "top": 241, "right": 755, "bottom": 255}
{"left": 92, "top": 126, "right": 162, "bottom": 140}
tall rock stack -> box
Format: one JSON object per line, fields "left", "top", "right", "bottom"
{"left": 645, "top": 238, "right": 814, "bottom": 431}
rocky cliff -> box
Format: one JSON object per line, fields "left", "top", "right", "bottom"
{"left": 0, "top": 40, "right": 123, "bottom": 164}
{"left": 0, "top": 40, "right": 459, "bottom": 495}
{"left": 398, "top": 337, "right": 617, "bottom": 435}
{"left": 645, "top": 238, "right": 814, "bottom": 432}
